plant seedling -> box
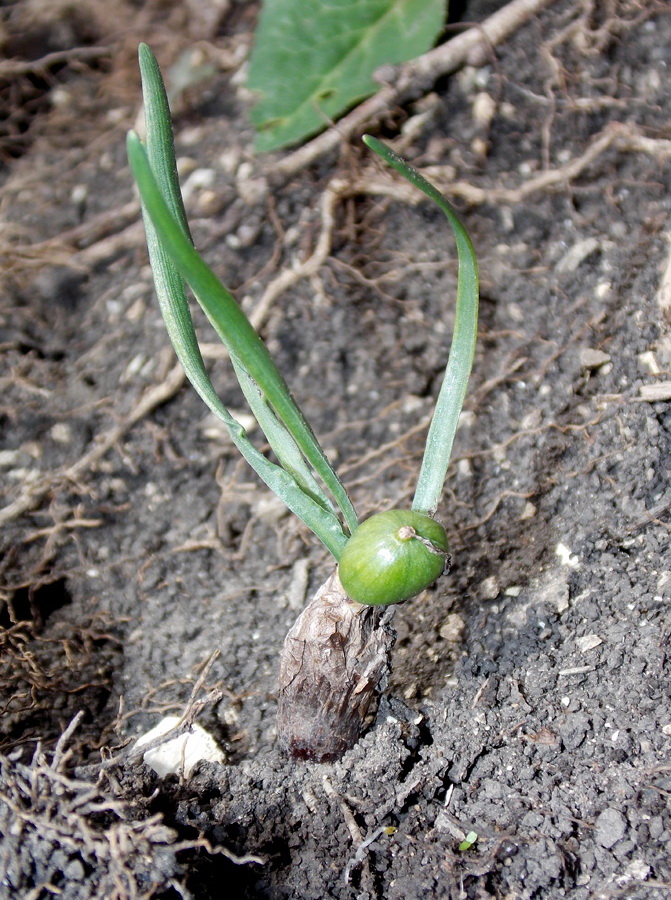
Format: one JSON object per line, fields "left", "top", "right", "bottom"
{"left": 127, "top": 44, "right": 478, "bottom": 759}
{"left": 458, "top": 831, "right": 479, "bottom": 851}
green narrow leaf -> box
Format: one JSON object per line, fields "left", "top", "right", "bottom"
{"left": 133, "top": 45, "right": 357, "bottom": 536}
{"left": 130, "top": 45, "right": 351, "bottom": 557}
{"left": 128, "top": 132, "right": 358, "bottom": 536}
{"left": 139, "top": 43, "right": 191, "bottom": 237}
{"left": 139, "top": 45, "right": 335, "bottom": 518}
{"left": 137, "top": 44, "right": 208, "bottom": 419}
{"left": 363, "top": 135, "right": 479, "bottom": 516}
{"left": 130, "top": 155, "right": 347, "bottom": 555}
{"left": 248, "top": 0, "right": 446, "bottom": 152}
{"left": 230, "top": 355, "right": 336, "bottom": 515}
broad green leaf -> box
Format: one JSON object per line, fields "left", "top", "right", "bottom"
{"left": 247, "top": 0, "right": 446, "bottom": 152}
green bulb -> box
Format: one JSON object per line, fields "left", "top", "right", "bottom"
{"left": 338, "top": 509, "right": 449, "bottom": 606}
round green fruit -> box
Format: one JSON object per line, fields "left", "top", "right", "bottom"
{"left": 338, "top": 509, "right": 449, "bottom": 606}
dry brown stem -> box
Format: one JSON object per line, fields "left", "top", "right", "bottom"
{"left": 248, "top": 178, "right": 345, "bottom": 331}
{"left": 277, "top": 570, "right": 395, "bottom": 761}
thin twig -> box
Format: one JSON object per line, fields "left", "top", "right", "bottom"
{"left": 424, "top": 122, "right": 671, "bottom": 206}
{"left": 0, "top": 47, "right": 110, "bottom": 78}
{"left": 0, "top": 359, "right": 185, "bottom": 528}
{"left": 51, "top": 711, "right": 86, "bottom": 771}
{"left": 249, "top": 178, "right": 344, "bottom": 330}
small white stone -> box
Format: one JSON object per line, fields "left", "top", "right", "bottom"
{"left": 555, "top": 543, "right": 579, "bottom": 567}
{"left": 201, "top": 411, "right": 257, "bottom": 439}
{"left": 71, "top": 184, "right": 88, "bottom": 207}
{"left": 0, "top": 450, "right": 21, "bottom": 468}
{"left": 197, "top": 189, "right": 218, "bottom": 212}
{"left": 50, "top": 423, "right": 72, "bottom": 444}
{"left": 181, "top": 168, "right": 216, "bottom": 203}
{"left": 51, "top": 87, "right": 72, "bottom": 108}
{"left": 639, "top": 351, "right": 660, "bottom": 374}
{"left": 471, "top": 137, "right": 488, "bottom": 157}
{"left": 472, "top": 91, "right": 496, "bottom": 128}
{"left": 520, "top": 502, "right": 536, "bottom": 521}
{"left": 123, "top": 353, "right": 147, "bottom": 380}
{"left": 616, "top": 860, "right": 651, "bottom": 886}
{"left": 439, "top": 614, "right": 465, "bottom": 643}
{"left": 219, "top": 148, "right": 240, "bottom": 173}
{"left": 506, "top": 302, "right": 524, "bottom": 323}
{"left": 576, "top": 634, "right": 603, "bottom": 652}
{"left": 135, "top": 716, "right": 225, "bottom": 778}
{"left": 480, "top": 576, "right": 500, "bottom": 600}
{"left": 176, "top": 156, "right": 198, "bottom": 176}
{"left": 236, "top": 163, "right": 268, "bottom": 205}
{"left": 580, "top": 348, "right": 611, "bottom": 370}
{"left": 521, "top": 408, "right": 542, "bottom": 430}
{"left": 457, "top": 458, "right": 473, "bottom": 478}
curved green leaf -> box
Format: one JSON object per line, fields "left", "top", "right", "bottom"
{"left": 129, "top": 133, "right": 349, "bottom": 558}
{"left": 129, "top": 45, "right": 354, "bottom": 557}
{"left": 363, "top": 135, "right": 479, "bottom": 516}
{"left": 128, "top": 132, "right": 357, "bottom": 537}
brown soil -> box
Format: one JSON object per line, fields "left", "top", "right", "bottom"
{"left": 2, "top": 1, "right": 671, "bottom": 898}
